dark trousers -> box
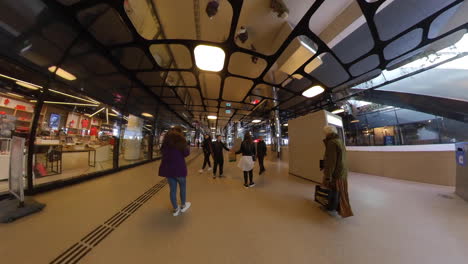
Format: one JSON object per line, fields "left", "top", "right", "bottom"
{"left": 202, "top": 153, "right": 211, "bottom": 169}
{"left": 258, "top": 155, "right": 265, "bottom": 172}
{"left": 213, "top": 158, "right": 224, "bottom": 175}
{"left": 243, "top": 170, "right": 253, "bottom": 184}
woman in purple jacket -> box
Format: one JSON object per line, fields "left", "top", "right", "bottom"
{"left": 159, "top": 126, "right": 191, "bottom": 216}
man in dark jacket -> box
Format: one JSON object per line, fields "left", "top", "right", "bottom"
{"left": 199, "top": 135, "right": 213, "bottom": 173}
{"left": 212, "top": 135, "right": 230, "bottom": 178}
{"left": 257, "top": 136, "right": 267, "bottom": 174}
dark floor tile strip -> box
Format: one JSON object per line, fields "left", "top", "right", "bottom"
{"left": 123, "top": 202, "right": 141, "bottom": 214}
{"left": 89, "top": 227, "right": 114, "bottom": 247}
{"left": 113, "top": 214, "right": 132, "bottom": 228}
{"left": 134, "top": 194, "right": 149, "bottom": 204}
{"left": 82, "top": 226, "right": 109, "bottom": 246}
{"left": 70, "top": 248, "right": 92, "bottom": 264}
{"left": 49, "top": 243, "right": 79, "bottom": 264}
{"left": 92, "top": 229, "right": 114, "bottom": 247}
{"left": 81, "top": 225, "right": 106, "bottom": 244}
{"left": 127, "top": 203, "right": 144, "bottom": 214}
{"left": 107, "top": 213, "right": 128, "bottom": 227}
{"left": 65, "top": 245, "right": 88, "bottom": 264}
{"left": 104, "top": 212, "right": 121, "bottom": 225}
{"left": 121, "top": 201, "right": 136, "bottom": 212}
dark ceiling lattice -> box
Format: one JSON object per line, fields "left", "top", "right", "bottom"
{"left": 1, "top": 0, "right": 467, "bottom": 130}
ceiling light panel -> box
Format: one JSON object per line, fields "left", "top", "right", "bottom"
{"left": 194, "top": 45, "right": 226, "bottom": 72}
{"left": 302, "top": 85, "right": 325, "bottom": 98}
{"left": 48, "top": 66, "right": 77, "bottom": 81}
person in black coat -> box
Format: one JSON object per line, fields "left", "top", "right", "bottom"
{"left": 257, "top": 136, "right": 267, "bottom": 174}
{"left": 236, "top": 133, "right": 257, "bottom": 188}
{"left": 199, "top": 135, "right": 213, "bottom": 173}
{"left": 212, "top": 135, "right": 230, "bottom": 178}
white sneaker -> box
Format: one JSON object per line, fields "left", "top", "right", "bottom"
{"left": 173, "top": 207, "right": 181, "bottom": 216}
{"left": 198, "top": 169, "right": 203, "bottom": 174}
{"left": 181, "top": 202, "right": 191, "bottom": 213}
{"left": 208, "top": 167, "right": 213, "bottom": 171}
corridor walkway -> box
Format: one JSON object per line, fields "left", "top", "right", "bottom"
{"left": 1, "top": 150, "right": 468, "bottom": 264}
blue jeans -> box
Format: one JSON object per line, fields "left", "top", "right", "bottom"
{"left": 167, "top": 177, "right": 186, "bottom": 209}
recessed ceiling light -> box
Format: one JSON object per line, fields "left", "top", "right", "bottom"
{"left": 252, "top": 120, "right": 261, "bottom": 123}
{"left": 302, "top": 85, "right": 324, "bottom": 98}
{"left": 207, "top": 115, "right": 217, "bottom": 120}
{"left": 142, "top": 112, "right": 153, "bottom": 118}
{"left": 48, "top": 66, "right": 77, "bottom": 81}
{"left": 16, "top": 81, "right": 40, "bottom": 90}
{"left": 194, "top": 45, "right": 225, "bottom": 72}
{"left": 43, "top": 101, "right": 98, "bottom": 106}
{"left": 332, "top": 108, "right": 345, "bottom": 114}
{"left": 6, "top": 92, "right": 23, "bottom": 98}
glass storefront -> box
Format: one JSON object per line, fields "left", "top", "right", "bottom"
{"left": 344, "top": 104, "right": 468, "bottom": 146}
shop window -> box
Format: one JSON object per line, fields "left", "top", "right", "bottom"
{"left": 31, "top": 85, "right": 119, "bottom": 187}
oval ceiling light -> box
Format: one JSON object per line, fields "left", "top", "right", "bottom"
{"left": 302, "top": 85, "right": 324, "bottom": 98}
{"left": 252, "top": 120, "right": 261, "bottom": 123}
{"left": 207, "top": 115, "right": 217, "bottom": 120}
{"left": 48, "top": 66, "right": 77, "bottom": 81}
{"left": 194, "top": 45, "right": 225, "bottom": 72}
{"left": 16, "top": 81, "right": 40, "bottom": 90}
{"left": 283, "top": 124, "right": 288, "bottom": 126}
{"left": 142, "top": 112, "right": 153, "bottom": 118}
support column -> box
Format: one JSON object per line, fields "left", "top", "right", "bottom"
{"left": 273, "top": 87, "right": 282, "bottom": 159}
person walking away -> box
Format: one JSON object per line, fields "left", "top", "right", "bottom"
{"left": 158, "top": 126, "right": 191, "bottom": 216}
{"left": 323, "top": 125, "right": 353, "bottom": 218}
{"left": 236, "top": 133, "right": 256, "bottom": 188}
{"left": 199, "top": 135, "right": 213, "bottom": 173}
{"left": 257, "top": 136, "right": 267, "bottom": 174}
{"left": 212, "top": 135, "right": 230, "bottom": 178}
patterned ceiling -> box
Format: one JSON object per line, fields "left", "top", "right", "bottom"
{"left": 0, "top": 0, "right": 466, "bottom": 130}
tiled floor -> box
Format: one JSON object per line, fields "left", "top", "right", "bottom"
{"left": 1, "top": 149, "right": 467, "bottom": 264}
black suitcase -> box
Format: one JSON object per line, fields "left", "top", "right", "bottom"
{"left": 314, "top": 185, "right": 340, "bottom": 211}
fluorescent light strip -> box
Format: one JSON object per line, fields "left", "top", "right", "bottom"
{"left": 7, "top": 92, "right": 24, "bottom": 98}
{"left": 43, "top": 101, "right": 99, "bottom": 106}
{"left": 49, "top": 89, "right": 98, "bottom": 104}
{"left": 48, "top": 66, "right": 77, "bottom": 81}
{"left": 112, "top": 109, "right": 120, "bottom": 115}
{"left": 16, "top": 81, "right": 40, "bottom": 90}
{"left": 108, "top": 113, "right": 118, "bottom": 117}
{"left": 106, "top": 108, "right": 109, "bottom": 124}
{"left": 332, "top": 108, "right": 345, "bottom": 114}
{"left": 90, "top": 107, "right": 105, "bottom": 118}
{"left": 0, "top": 73, "right": 42, "bottom": 89}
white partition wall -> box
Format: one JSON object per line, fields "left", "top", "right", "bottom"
{"left": 288, "top": 110, "right": 343, "bottom": 182}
